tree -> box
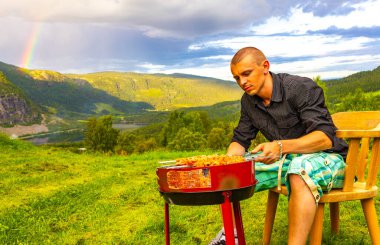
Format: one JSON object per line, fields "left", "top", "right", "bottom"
{"left": 336, "top": 88, "right": 378, "bottom": 112}
{"left": 313, "top": 75, "right": 329, "bottom": 106}
{"left": 207, "top": 127, "right": 229, "bottom": 150}
{"left": 168, "top": 127, "right": 206, "bottom": 151}
{"left": 115, "top": 132, "right": 137, "bottom": 155}
{"left": 84, "top": 115, "right": 120, "bottom": 152}
{"left": 160, "top": 110, "right": 211, "bottom": 149}
{"left": 160, "top": 111, "right": 185, "bottom": 146}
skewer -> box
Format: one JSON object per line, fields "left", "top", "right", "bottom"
{"left": 158, "top": 160, "right": 176, "bottom": 164}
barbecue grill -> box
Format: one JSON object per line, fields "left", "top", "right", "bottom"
{"left": 156, "top": 158, "right": 258, "bottom": 245}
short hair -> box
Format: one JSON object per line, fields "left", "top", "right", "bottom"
{"left": 231, "top": 47, "right": 267, "bottom": 65}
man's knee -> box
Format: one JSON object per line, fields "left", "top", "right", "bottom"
{"left": 288, "top": 174, "right": 310, "bottom": 193}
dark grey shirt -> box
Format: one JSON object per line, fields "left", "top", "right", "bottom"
{"left": 232, "top": 72, "right": 348, "bottom": 159}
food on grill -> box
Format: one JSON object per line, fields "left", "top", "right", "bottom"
{"left": 167, "top": 168, "right": 211, "bottom": 189}
{"left": 175, "top": 154, "right": 246, "bottom": 167}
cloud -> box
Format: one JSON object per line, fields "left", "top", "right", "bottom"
{"left": 308, "top": 26, "right": 380, "bottom": 38}
{"left": 251, "top": 0, "right": 380, "bottom": 35}
{"left": 0, "top": 0, "right": 379, "bottom": 82}
{"left": 300, "top": 0, "right": 367, "bottom": 17}
{"left": 4, "top": 0, "right": 370, "bottom": 39}
{"left": 0, "top": 0, "right": 274, "bottom": 38}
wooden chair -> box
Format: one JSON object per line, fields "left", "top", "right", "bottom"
{"left": 262, "top": 111, "right": 380, "bottom": 245}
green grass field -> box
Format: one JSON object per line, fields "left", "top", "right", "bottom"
{"left": 0, "top": 138, "right": 379, "bottom": 244}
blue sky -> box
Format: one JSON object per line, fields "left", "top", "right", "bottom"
{"left": 0, "top": 0, "right": 380, "bottom": 81}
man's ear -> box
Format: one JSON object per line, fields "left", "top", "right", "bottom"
{"left": 263, "top": 60, "right": 270, "bottom": 74}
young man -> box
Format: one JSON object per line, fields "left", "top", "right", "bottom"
{"left": 210, "top": 47, "right": 348, "bottom": 245}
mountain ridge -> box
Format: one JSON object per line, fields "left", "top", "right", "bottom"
{"left": 0, "top": 61, "right": 243, "bottom": 130}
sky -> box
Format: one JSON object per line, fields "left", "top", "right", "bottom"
{"left": 1, "top": 0, "right": 380, "bottom": 81}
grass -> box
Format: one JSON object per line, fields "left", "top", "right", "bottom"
{"left": 0, "top": 138, "right": 379, "bottom": 244}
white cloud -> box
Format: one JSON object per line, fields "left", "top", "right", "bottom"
{"left": 272, "top": 54, "right": 380, "bottom": 79}
{"left": 138, "top": 63, "right": 166, "bottom": 70}
{"left": 251, "top": 0, "right": 380, "bottom": 35}
{"left": 189, "top": 35, "right": 375, "bottom": 59}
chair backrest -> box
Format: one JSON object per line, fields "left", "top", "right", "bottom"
{"left": 331, "top": 111, "right": 380, "bottom": 191}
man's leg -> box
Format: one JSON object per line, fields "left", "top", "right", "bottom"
{"left": 287, "top": 174, "right": 317, "bottom": 245}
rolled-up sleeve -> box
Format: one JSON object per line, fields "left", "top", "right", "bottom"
{"left": 293, "top": 81, "right": 338, "bottom": 146}
{"left": 231, "top": 98, "right": 258, "bottom": 150}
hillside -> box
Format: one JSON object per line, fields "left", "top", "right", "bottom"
{"left": 0, "top": 61, "right": 243, "bottom": 124}
{"left": 66, "top": 72, "right": 243, "bottom": 110}
{"left": 325, "top": 65, "right": 380, "bottom": 104}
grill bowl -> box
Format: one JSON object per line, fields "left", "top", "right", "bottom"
{"left": 157, "top": 160, "right": 257, "bottom": 205}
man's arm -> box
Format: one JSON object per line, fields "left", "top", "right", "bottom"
{"left": 227, "top": 141, "right": 246, "bottom": 156}
{"left": 251, "top": 131, "right": 332, "bottom": 164}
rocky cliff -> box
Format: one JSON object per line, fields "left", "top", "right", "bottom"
{"left": 0, "top": 71, "right": 40, "bottom": 126}
{"left": 0, "top": 93, "right": 40, "bottom": 126}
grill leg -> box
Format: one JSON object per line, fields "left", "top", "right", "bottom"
{"left": 233, "top": 201, "right": 246, "bottom": 245}
{"left": 221, "top": 191, "right": 235, "bottom": 245}
{"left": 165, "top": 202, "right": 170, "bottom": 245}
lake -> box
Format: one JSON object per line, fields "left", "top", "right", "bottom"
{"left": 24, "top": 123, "right": 146, "bottom": 145}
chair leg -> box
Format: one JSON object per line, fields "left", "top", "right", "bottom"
{"left": 263, "top": 190, "right": 279, "bottom": 245}
{"left": 309, "top": 203, "right": 325, "bottom": 245}
{"left": 361, "top": 198, "right": 380, "bottom": 245}
{"left": 329, "top": 202, "right": 339, "bottom": 234}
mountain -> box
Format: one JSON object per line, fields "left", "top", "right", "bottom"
{"left": 0, "top": 61, "right": 243, "bottom": 128}
{"left": 65, "top": 72, "right": 243, "bottom": 110}
{"left": 325, "top": 65, "right": 380, "bottom": 103}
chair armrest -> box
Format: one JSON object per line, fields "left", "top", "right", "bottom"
{"left": 336, "top": 129, "right": 380, "bottom": 138}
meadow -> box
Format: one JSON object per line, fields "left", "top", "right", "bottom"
{"left": 0, "top": 137, "right": 379, "bottom": 244}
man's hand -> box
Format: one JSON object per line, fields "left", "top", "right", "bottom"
{"left": 251, "top": 141, "right": 281, "bottom": 164}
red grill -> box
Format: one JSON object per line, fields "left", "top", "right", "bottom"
{"left": 157, "top": 160, "right": 257, "bottom": 205}
{"left": 156, "top": 159, "right": 258, "bottom": 245}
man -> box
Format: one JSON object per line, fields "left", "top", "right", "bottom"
{"left": 210, "top": 47, "right": 348, "bottom": 245}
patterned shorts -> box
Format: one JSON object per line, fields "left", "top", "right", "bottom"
{"left": 254, "top": 152, "right": 346, "bottom": 203}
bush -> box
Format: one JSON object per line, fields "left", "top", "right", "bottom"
{"left": 168, "top": 128, "right": 206, "bottom": 151}
{"left": 133, "top": 137, "right": 158, "bottom": 153}
{"left": 115, "top": 132, "right": 137, "bottom": 155}
{"left": 207, "top": 127, "right": 229, "bottom": 150}
{"left": 0, "top": 133, "right": 34, "bottom": 151}
{"left": 84, "top": 115, "right": 120, "bottom": 152}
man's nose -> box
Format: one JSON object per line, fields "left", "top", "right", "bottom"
{"left": 240, "top": 77, "right": 247, "bottom": 86}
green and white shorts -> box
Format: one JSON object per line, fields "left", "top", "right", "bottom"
{"left": 254, "top": 152, "right": 346, "bottom": 203}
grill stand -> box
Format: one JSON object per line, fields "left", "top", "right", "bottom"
{"left": 164, "top": 190, "right": 247, "bottom": 245}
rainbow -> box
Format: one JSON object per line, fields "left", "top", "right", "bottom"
{"left": 20, "top": 22, "right": 42, "bottom": 69}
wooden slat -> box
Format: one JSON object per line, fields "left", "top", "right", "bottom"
{"left": 343, "top": 139, "right": 360, "bottom": 192}
{"left": 357, "top": 138, "right": 370, "bottom": 182}
{"left": 332, "top": 111, "right": 380, "bottom": 130}
{"left": 336, "top": 130, "right": 380, "bottom": 138}
{"left": 366, "top": 138, "right": 380, "bottom": 189}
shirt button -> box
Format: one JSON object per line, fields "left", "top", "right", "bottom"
{"left": 315, "top": 194, "right": 320, "bottom": 201}
{"left": 301, "top": 170, "right": 307, "bottom": 175}
{"left": 328, "top": 182, "right": 333, "bottom": 189}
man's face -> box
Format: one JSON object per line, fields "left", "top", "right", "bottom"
{"left": 230, "top": 55, "right": 268, "bottom": 96}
